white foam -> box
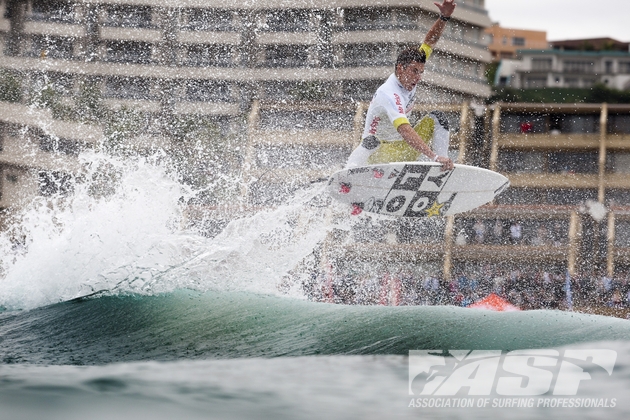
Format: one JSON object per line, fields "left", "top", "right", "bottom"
{"left": 0, "top": 151, "right": 336, "bottom": 310}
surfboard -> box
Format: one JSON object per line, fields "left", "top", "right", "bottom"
{"left": 327, "top": 162, "right": 509, "bottom": 218}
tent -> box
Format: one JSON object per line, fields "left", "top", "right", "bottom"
{"left": 468, "top": 293, "right": 521, "bottom": 312}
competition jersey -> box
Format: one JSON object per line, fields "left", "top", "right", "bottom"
{"left": 361, "top": 43, "right": 433, "bottom": 142}
{"left": 361, "top": 73, "right": 416, "bottom": 142}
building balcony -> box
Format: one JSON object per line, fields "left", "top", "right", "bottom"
{"left": 178, "top": 30, "right": 240, "bottom": 45}
{"left": 100, "top": 26, "right": 162, "bottom": 43}
{"left": 174, "top": 101, "right": 240, "bottom": 117}
{"left": 331, "top": 31, "right": 491, "bottom": 63}
{"left": 23, "top": 20, "right": 86, "bottom": 38}
{"left": 496, "top": 133, "right": 601, "bottom": 149}
{"left": 506, "top": 173, "right": 600, "bottom": 189}
{"left": 256, "top": 32, "right": 318, "bottom": 46}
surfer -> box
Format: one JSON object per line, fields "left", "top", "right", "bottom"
{"left": 345, "top": 0, "right": 456, "bottom": 171}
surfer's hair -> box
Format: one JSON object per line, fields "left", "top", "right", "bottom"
{"left": 396, "top": 47, "right": 427, "bottom": 68}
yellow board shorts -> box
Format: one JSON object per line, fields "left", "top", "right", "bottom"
{"left": 366, "top": 115, "right": 436, "bottom": 165}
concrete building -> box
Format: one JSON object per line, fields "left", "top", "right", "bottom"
{"left": 511, "top": 50, "right": 630, "bottom": 90}
{"left": 484, "top": 24, "right": 548, "bottom": 61}
{"left": 550, "top": 38, "right": 629, "bottom": 53}
{"left": 0, "top": 0, "right": 493, "bottom": 214}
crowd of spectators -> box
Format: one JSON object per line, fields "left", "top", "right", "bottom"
{"left": 286, "top": 215, "right": 630, "bottom": 317}
{"left": 301, "top": 264, "right": 630, "bottom": 314}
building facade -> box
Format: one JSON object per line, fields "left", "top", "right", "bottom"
{"left": 0, "top": 0, "right": 493, "bottom": 118}
{"left": 493, "top": 37, "right": 630, "bottom": 90}
{"left": 510, "top": 49, "right": 630, "bottom": 90}
{"left": 0, "top": 0, "right": 492, "bottom": 214}
{"left": 484, "top": 24, "right": 548, "bottom": 61}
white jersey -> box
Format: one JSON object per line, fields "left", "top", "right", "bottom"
{"left": 361, "top": 73, "right": 416, "bottom": 142}
{"left": 345, "top": 43, "right": 446, "bottom": 168}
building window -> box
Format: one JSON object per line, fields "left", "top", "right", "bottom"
{"left": 264, "top": 45, "right": 309, "bottom": 68}
{"left": 342, "top": 80, "right": 381, "bottom": 101}
{"left": 512, "top": 37, "right": 525, "bottom": 47}
{"left": 185, "top": 80, "right": 231, "bottom": 102}
{"left": 31, "top": 0, "right": 74, "bottom": 23}
{"left": 186, "top": 44, "right": 232, "bottom": 67}
{"left": 605, "top": 61, "right": 614, "bottom": 74}
{"left": 392, "top": 8, "right": 417, "bottom": 30}
{"left": 465, "top": 27, "right": 481, "bottom": 43}
{"left": 343, "top": 8, "right": 392, "bottom": 30}
{"left": 31, "top": 35, "right": 74, "bottom": 59}
{"left": 265, "top": 10, "right": 311, "bottom": 32}
{"left": 497, "top": 151, "right": 545, "bottom": 173}
{"left": 559, "top": 115, "right": 599, "bottom": 134}
{"left": 564, "top": 77, "right": 579, "bottom": 87}
{"left": 620, "top": 62, "right": 630, "bottom": 74}
{"left": 607, "top": 153, "right": 630, "bottom": 175}
{"left": 104, "top": 5, "right": 153, "bottom": 28}
{"left": 45, "top": 72, "right": 75, "bottom": 95}
{"left": 608, "top": 115, "right": 630, "bottom": 134}
{"left": 187, "top": 9, "right": 234, "bottom": 31}
{"left": 531, "top": 58, "right": 552, "bottom": 71}
{"left": 525, "top": 77, "right": 547, "bottom": 88}
{"left": 39, "top": 135, "right": 81, "bottom": 156}
{"left": 39, "top": 171, "right": 74, "bottom": 196}
{"left": 106, "top": 41, "right": 152, "bottom": 64}
{"left": 105, "top": 77, "right": 152, "bottom": 100}
{"left": 263, "top": 81, "right": 334, "bottom": 101}
{"left": 343, "top": 44, "right": 391, "bottom": 67}
{"left": 563, "top": 60, "right": 594, "bottom": 74}
{"left": 258, "top": 109, "right": 355, "bottom": 131}
{"left": 548, "top": 152, "right": 598, "bottom": 174}
{"left": 500, "top": 114, "right": 547, "bottom": 134}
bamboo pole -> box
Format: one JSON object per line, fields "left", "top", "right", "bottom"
{"left": 607, "top": 211, "right": 615, "bottom": 278}
{"left": 443, "top": 215, "right": 455, "bottom": 282}
{"left": 489, "top": 104, "right": 501, "bottom": 172}
{"left": 598, "top": 103, "right": 608, "bottom": 203}
{"left": 240, "top": 99, "right": 260, "bottom": 200}
{"left": 457, "top": 102, "right": 470, "bottom": 164}
{"left": 568, "top": 211, "right": 581, "bottom": 277}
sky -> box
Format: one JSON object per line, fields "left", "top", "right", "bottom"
{"left": 484, "top": 0, "right": 630, "bottom": 42}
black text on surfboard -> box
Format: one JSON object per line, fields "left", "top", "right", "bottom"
{"left": 327, "top": 162, "right": 510, "bottom": 218}
{"left": 381, "top": 165, "right": 455, "bottom": 217}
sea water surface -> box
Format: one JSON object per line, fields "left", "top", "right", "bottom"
{"left": 1, "top": 153, "right": 629, "bottom": 419}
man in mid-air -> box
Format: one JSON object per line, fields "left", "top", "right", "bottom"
{"left": 346, "top": 0, "right": 457, "bottom": 171}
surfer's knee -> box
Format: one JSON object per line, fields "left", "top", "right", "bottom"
{"left": 361, "top": 135, "right": 380, "bottom": 150}
{"left": 430, "top": 111, "right": 450, "bottom": 131}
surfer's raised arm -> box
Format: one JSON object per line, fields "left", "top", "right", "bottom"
{"left": 424, "top": 0, "right": 457, "bottom": 47}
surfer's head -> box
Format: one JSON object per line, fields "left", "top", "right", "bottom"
{"left": 395, "top": 47, "right": 426, "bottom": 91}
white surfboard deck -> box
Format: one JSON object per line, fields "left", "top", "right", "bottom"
{"left": 327, "top": 162, "right": 509, "bottom": 218}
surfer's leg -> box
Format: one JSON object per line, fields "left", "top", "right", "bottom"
{"left": 345, "top": 135, "right": 380, "bottom": 168}
{"left": 429, "top": 111, "right": 450, "bottom": 157}
{"left": 413, "top": 111, "right": 450, "bottom": 160}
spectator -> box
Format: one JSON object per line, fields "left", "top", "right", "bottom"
{"left": 551, "top": 222, "right": 564, "bottom": 247}
{"left": 473, "top": 219, "right": 487, "bottom": 244}
{"left": 510, "top": 221, "right": 522, "bottom": 244}
{"left": 492, "top": 220, "right": 505, "bottom": 244}
{"left": 532, "top": 226, "right": 550, "bottom": 246}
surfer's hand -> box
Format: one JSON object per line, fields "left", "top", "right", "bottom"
{"left": 434, "top": 0, "right": 456, "bottom": 17}
{"left": 436, "top": 156, "right": 454, "bottom": 171}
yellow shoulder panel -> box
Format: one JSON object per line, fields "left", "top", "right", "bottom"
{"left": 419, "top": 43, "right": 433, "bottom": 61}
